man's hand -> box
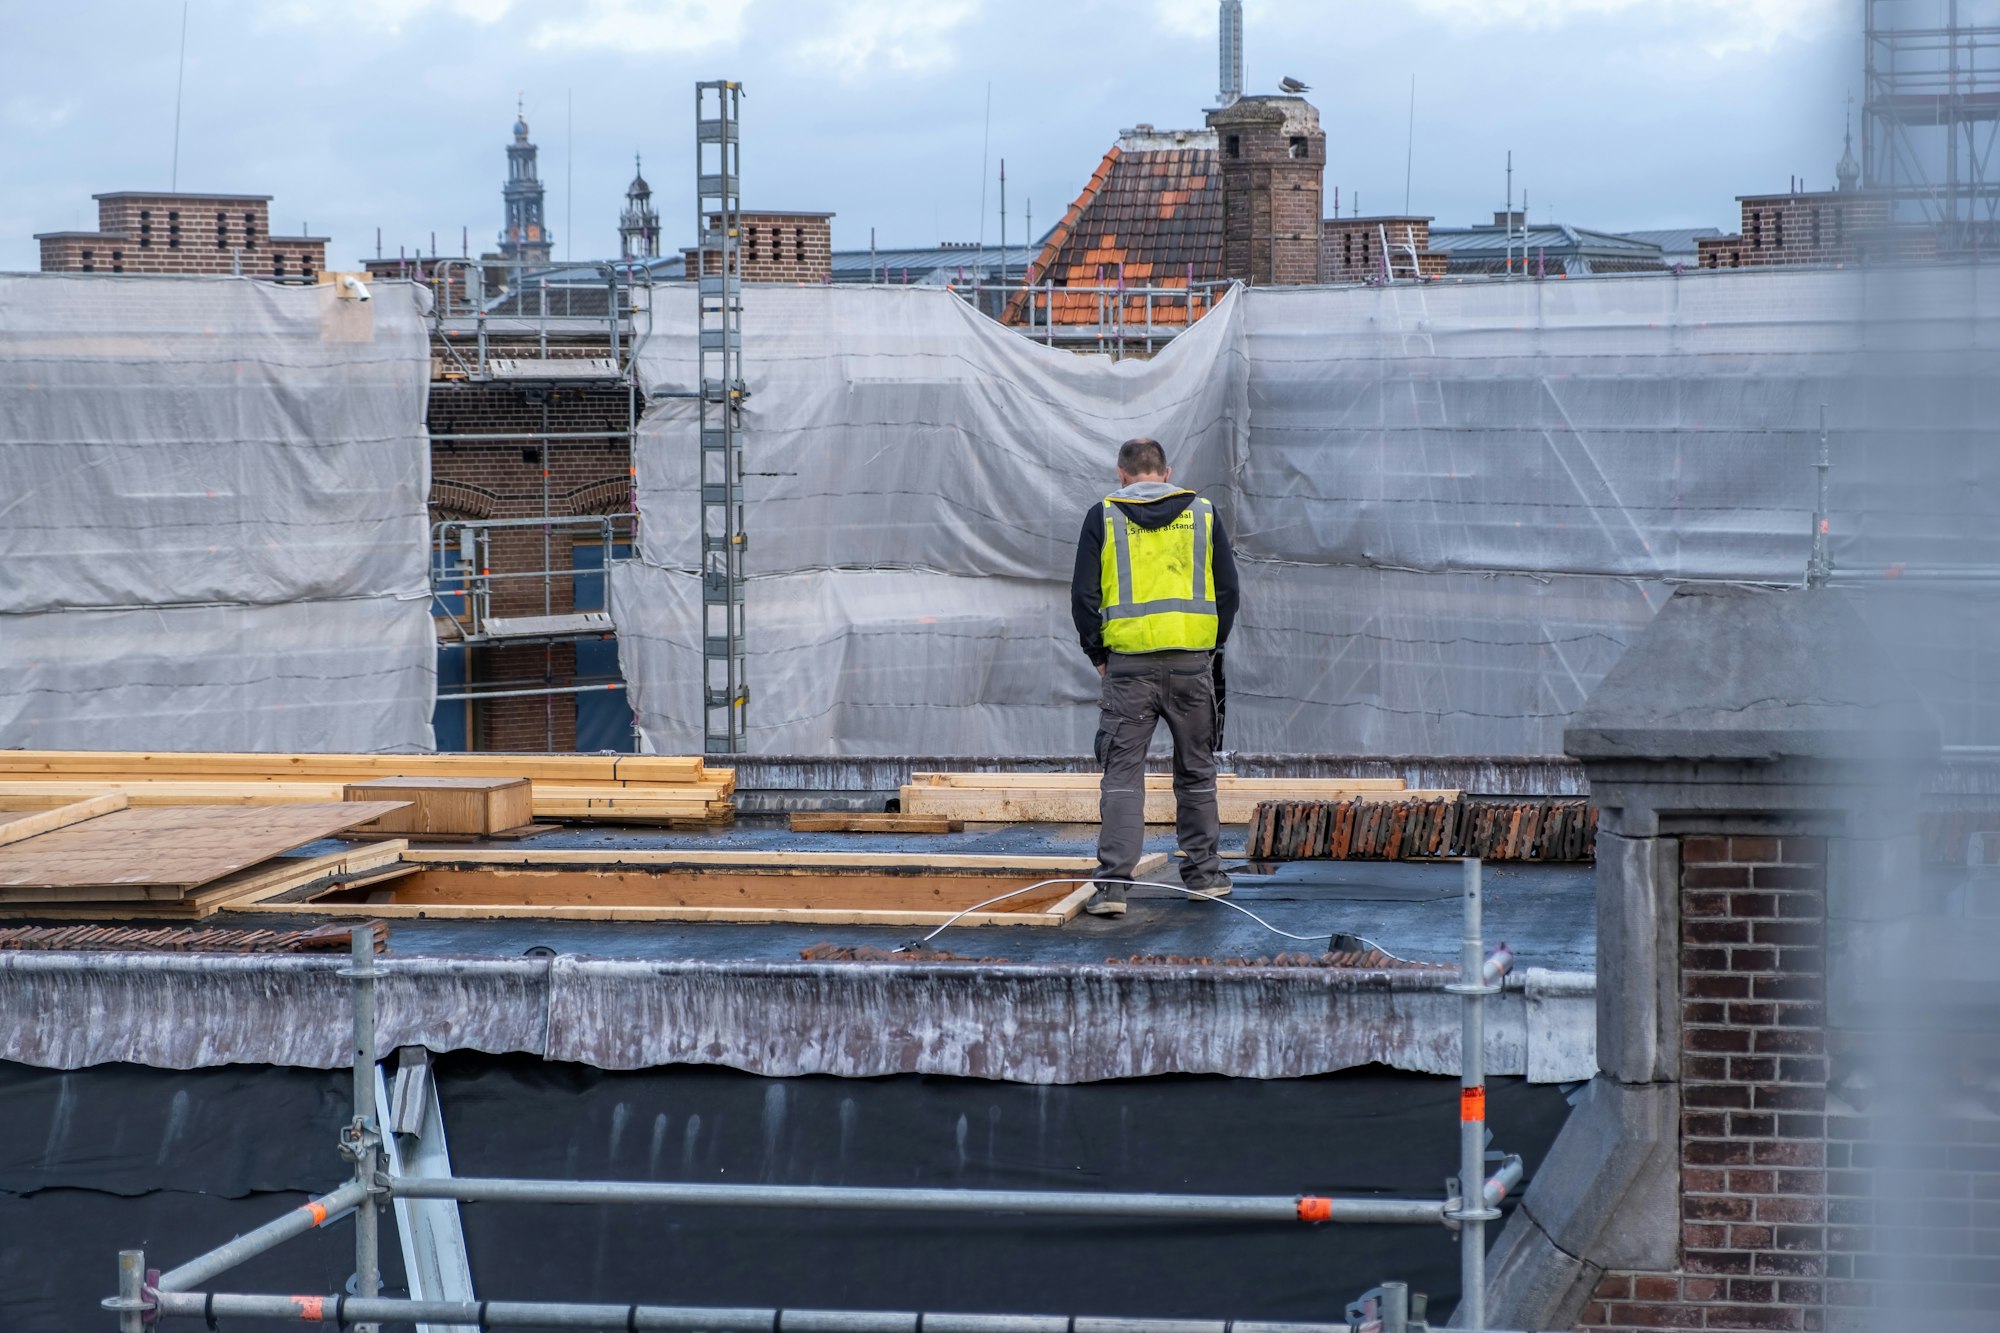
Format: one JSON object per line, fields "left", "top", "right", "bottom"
{"left": 1097, "top": 662, "right": 1107, "bottom": 679}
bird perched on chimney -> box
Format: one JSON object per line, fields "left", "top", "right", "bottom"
{"left": 1279, "top": 75, "right": 1310, "bottom": 93}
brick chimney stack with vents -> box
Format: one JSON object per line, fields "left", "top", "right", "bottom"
{"left": 1206, "top": 95, "right": 1324, "bottom": 285}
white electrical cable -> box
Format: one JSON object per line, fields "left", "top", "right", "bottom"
{"left": 899, "top": 877, "right": 1418, "bottom": 960}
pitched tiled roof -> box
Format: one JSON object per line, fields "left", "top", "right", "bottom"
{"left": 1007, "top": 143, "right": 1223, "bottom": 327}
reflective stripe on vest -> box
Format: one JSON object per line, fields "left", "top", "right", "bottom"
{"left": 1099, "top": 494, "right": 1218, "bottom": 653}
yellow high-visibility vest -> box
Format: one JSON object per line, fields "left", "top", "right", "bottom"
{"left": 1098, "top": 492, "right": 1218, "bottom": 654}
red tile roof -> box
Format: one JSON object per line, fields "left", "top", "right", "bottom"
{"left": 1006, "top": 143, "right": 1224, "bottom": 328}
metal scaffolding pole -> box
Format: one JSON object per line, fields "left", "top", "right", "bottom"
{"left": 696, "top": 78, "right": 749, "bottom": 754}
{"left": 341, "top": 928, "right": 384, "bottom": 1333}
{"left": 387, "top": 1176, "right": 1449, "bottom": 1225}
{"left": 108, "top": 867, "right": 1530, "bottom": 1329}
{"left": 1444, "top": 859, "right": 1509, "bottom": 1332}
{"left": 150, "top": 1292, "right": 1357, "bottom": 1332}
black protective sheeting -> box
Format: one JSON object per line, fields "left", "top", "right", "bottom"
{"left": 0, "top": 1056, "right": 1573, "bottom": 1333}
{"left": 0, "top": 1062, "right": 408, "bottom": 1333}
{"left": 432, "top": 1057, "right": 1571, "bottom": 1324}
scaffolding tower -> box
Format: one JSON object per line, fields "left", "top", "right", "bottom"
{"left": 696, "top": 80, "right": 749, "bottom": 754}
{"left": 1865, "top": 0, "right": 2000, "bottom": 246}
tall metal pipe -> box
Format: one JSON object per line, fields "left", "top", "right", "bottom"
{"left": 1446, "top": 858, "right": 1503, "bottom": 1331}
{"left": 388, "top": 1175, "right": 1446, "bottom": 1225}
{"left": 348, "top": 928, "right": 382, "bottom": 1333}
{"left": 153, "top": 1291, "right": 1353, "bottom": 1333}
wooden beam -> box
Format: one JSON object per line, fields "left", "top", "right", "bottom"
{"left": 0, "top": 750, "right": 710, "bottom": 784}
{"left": 0, "top": 792, "right": 128, "bottom": 848}
{"left": 787, "top": 812, "right": 964, "bottom": 834}
{"left": 906, "top": 772, "right": 1407, "bottom": 791}
{"left": 901, "top": 783, "right": 1459, "bottom": 825}
{"left": 399, "top": 849, "right": 1168, "bottom": 875}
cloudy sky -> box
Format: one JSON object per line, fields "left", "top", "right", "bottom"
{"left": 0, "top": 0, "right": 1860, "bottom": 272}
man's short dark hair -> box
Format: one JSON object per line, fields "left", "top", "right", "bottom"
{"left": 1117, "top": 437, "right": 1168, "bottom": 476}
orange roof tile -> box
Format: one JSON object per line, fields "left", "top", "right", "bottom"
{"left": 1007, "top": 142, "right": 1224, "bottom": 327}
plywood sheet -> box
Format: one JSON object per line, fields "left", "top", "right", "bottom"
{"left": 0, "top": 802, "right": 407, "bottom": 893}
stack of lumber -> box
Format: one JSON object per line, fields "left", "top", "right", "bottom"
{"left": 1245, "top": 796, "right": 1596, "bottom": 863}
{"left": 899, "top": 772, "right": 1452, "bottom": 825}
{"left": 0, "top": 751, "right": 735, "bottom": 826}
{"left": 0, "top": 794, "right": 413, "bottom": 919}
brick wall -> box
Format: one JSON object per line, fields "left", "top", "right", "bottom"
{"left": 682, "top": 212, "right": 833, "bottom": 283}
{"left": 1696, "top": 193, "right": 1937, "bottom": 270}
{"left": 1321, "top": 217, "right": 1445, "bottom": 282}
{"left": 429, "top": 381, "right": 634, "bottom": 751}
{"left": 36, "top": 193, "right": 326, "bottom": 276}
{"left": 1578, "top": 834, "right": 1828, "bottom": 1332}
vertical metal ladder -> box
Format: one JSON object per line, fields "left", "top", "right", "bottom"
{"left": 695, "top": 80, "right": 748, "bottom": 754}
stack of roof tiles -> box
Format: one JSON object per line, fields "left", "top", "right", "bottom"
{"left": 1247, "top": 797, "right": 1597, "bottom": 863}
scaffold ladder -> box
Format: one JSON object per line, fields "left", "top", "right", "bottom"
{"left": 696, "top": 80, "right": 748, "bottom": 754}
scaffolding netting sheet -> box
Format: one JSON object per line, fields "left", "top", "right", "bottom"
{"left": 0, "top": 275, "right": 436, "bottom": 752}
{"left": 612, "top": 269, "right": 2000, "bottom": 756}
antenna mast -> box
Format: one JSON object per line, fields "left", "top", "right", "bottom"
{"left": 1219, "top": 1, "right": 1243, "bottom": 106}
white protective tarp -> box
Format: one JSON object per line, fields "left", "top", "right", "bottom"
{"left": 0, "top": 274, "right": 435, "bottom": 752}
{"left": 613, "top": 267, "right": 2000, "bottom": 756}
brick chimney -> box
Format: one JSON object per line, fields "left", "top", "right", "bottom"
{"left": 1205, "top": 95, "right": 1324, "bottom": 285}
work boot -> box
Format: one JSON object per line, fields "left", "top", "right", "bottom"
{"left": 1182, "top": 871, "right": 1233, "bottom": 900}
{"left": 1082, "top": 882, "right": 1128, "bottom": 917}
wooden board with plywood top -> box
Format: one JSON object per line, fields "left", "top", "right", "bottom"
{"left": 11, "top": 840, "right": 412, "bottom": 921}
{"left": 225, "top": 848, "right": 1156, "bottom": 928}
{"left": 226, "top": 883, "right": 1101, "bottom": 930}
{"left": 0, "top": 802, "right": 408, "bottom": 898}
{"left": 343, "top": 776, "right": 536, "bottom": 836}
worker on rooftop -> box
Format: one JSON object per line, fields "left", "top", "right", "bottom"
{"left": 1071, "top": 437, "right": 1241, "bottom": 917}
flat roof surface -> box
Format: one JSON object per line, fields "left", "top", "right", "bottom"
{"left": 221, "top": 820, "right": 1596, "bottom": 971}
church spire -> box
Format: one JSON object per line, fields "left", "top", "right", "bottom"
{"left": 620, "top": 153, "right": 659, "bottom": 260}
{"left": 500, "top": 99, "right": 552, "bottom": 265}
{"left": 1836, "top": 94, "right": 1860, "bottom": 193}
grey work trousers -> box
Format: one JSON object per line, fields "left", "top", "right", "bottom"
{"left": 1093, "top": 649, "right": 1223, "bottom": 890}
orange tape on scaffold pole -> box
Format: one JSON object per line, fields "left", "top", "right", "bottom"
{"left": 1461, "top": 1086, "right": 1486, "bottom": 1122}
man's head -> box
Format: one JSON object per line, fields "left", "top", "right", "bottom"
{"left": 1115, "top": 437, "right": 1170, "bottom": 486}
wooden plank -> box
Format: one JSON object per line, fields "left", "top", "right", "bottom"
{"left": 788, "top": 812, "right": 964, "bottom": 834}
{"left": 901, "top": 783, "right": 1460, "bottom": 825}
{"left": 399, "top": 849, "right": 1168, "bottom": 875}
{"left": 0, "top": 750, "right": 708, "bottom": 784}
{"left": 0, "top": 780, "right": 350, "bottom": 807}
{"left": 0, "top": 781, "right": 733, "bottom": 822}
{"left": 907, "top": 772, "right": 1407, "bottom": 792}
{"left": 343, "top": 777, "right": 535, "bottom": 836}
{"left": 342, "top": 822, "right": 559, "bottom": 844}
{"left": 0, "top": 793, "right": 128, "bottom": 848}
{"left": 0, "top": 802, "right": 408, "bottom": 892}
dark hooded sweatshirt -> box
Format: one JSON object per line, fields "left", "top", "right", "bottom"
{"left": 1070, "top": 484, "right": 1240, "bottom": 667}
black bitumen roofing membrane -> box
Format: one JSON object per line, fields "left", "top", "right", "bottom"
{"left": 238, "top": 820, "right": 1596, "bottom": 972}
